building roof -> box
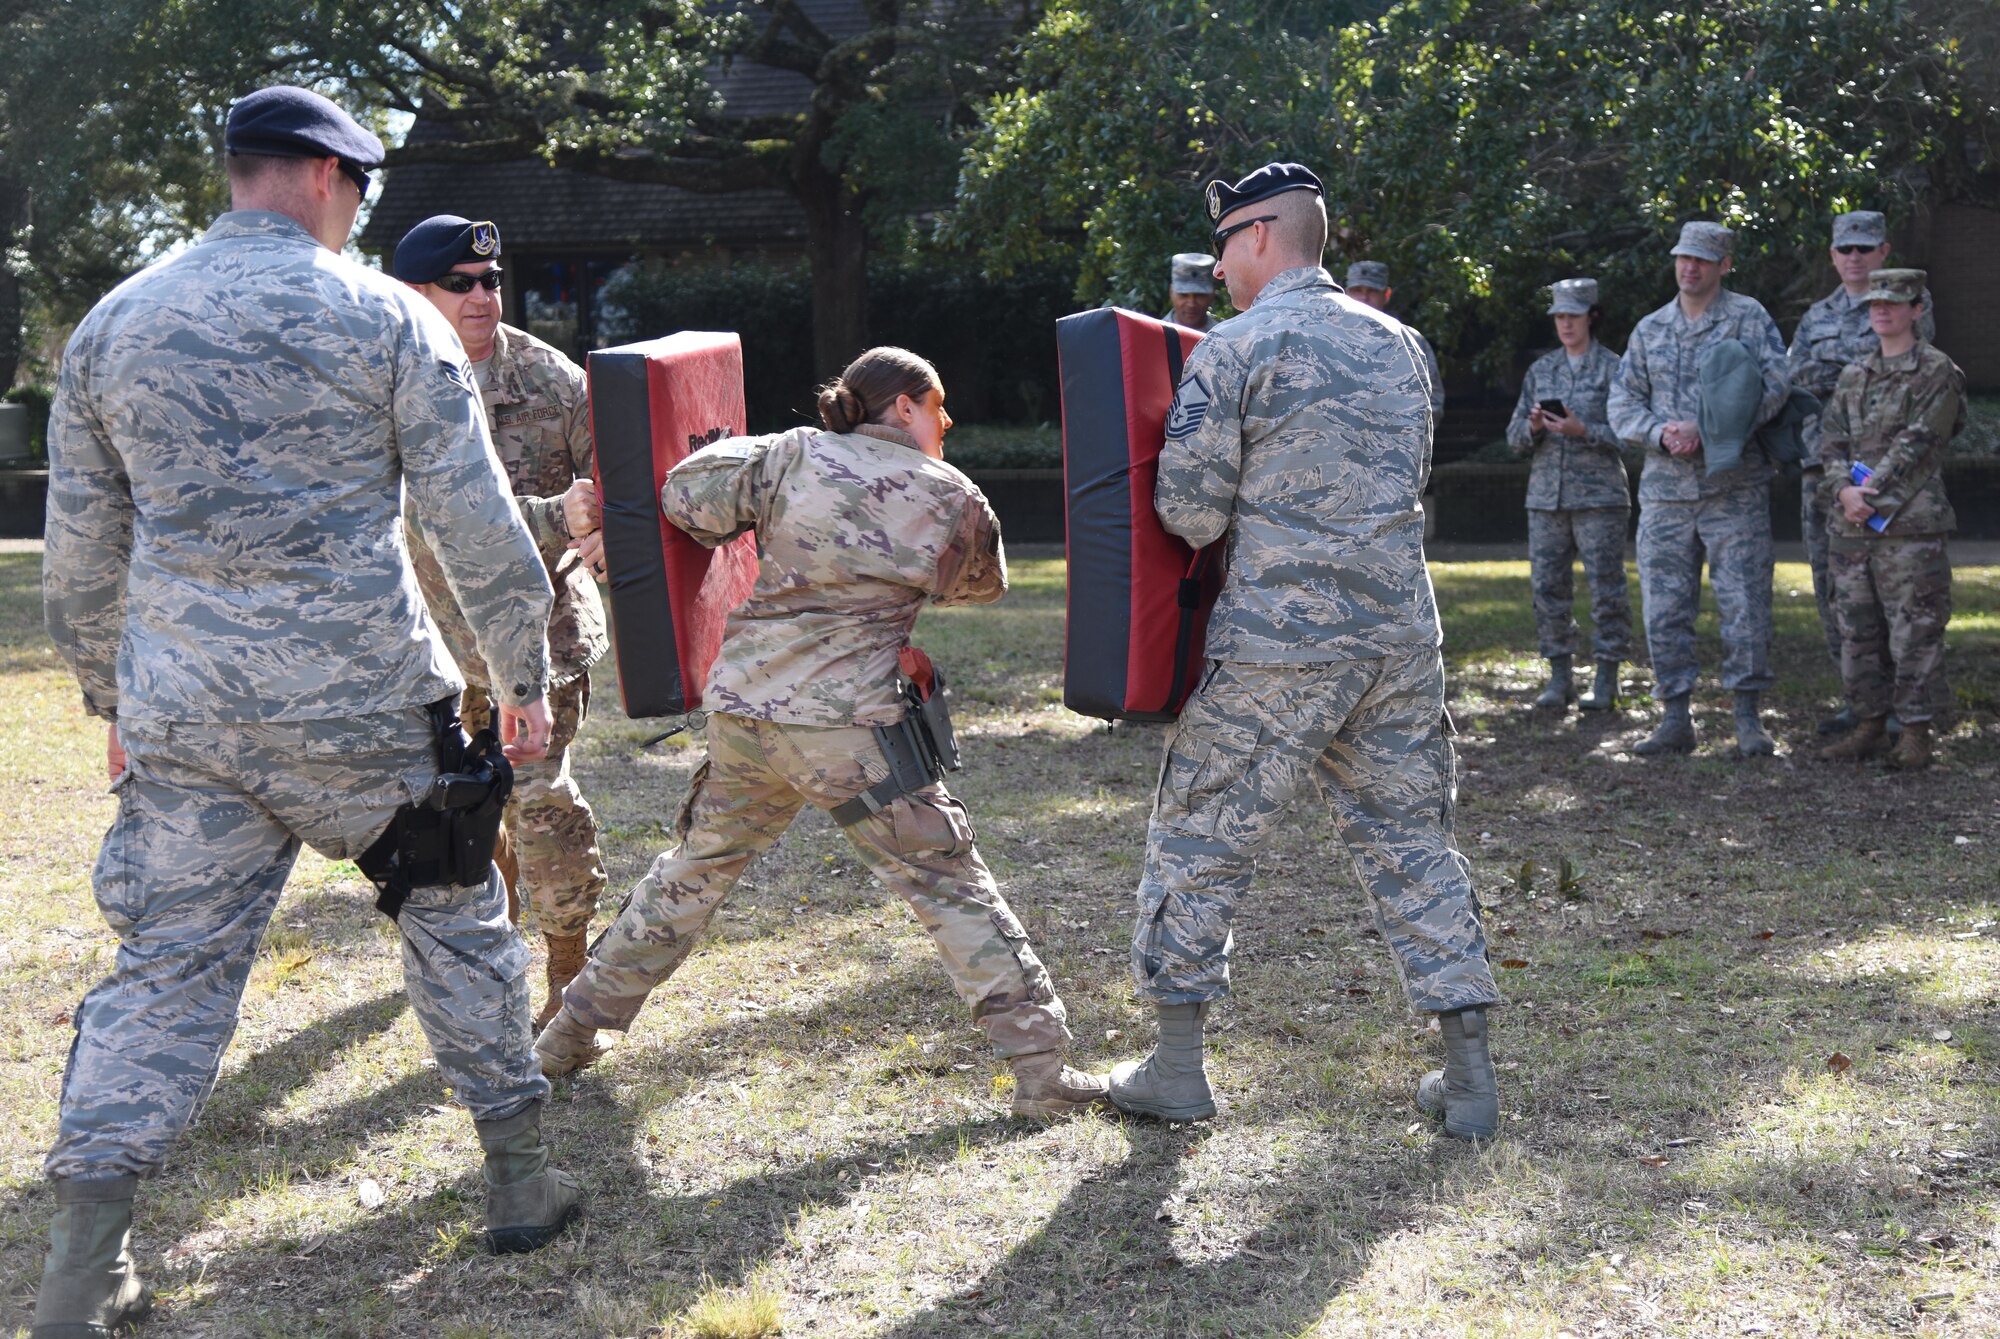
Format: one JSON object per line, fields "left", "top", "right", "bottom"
{"left": 358, "top": 0, "right": 880, "bottom": 256}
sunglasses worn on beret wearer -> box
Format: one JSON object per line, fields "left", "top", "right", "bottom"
{"left": 1211, "top": 214, "right": 1278, "bottom": 254}
{"left": 434, "top": 268, "right": 504, "bottom": 293}
{"left": 1834, "top": 244, "right": 1883, "bottom": 256}
{"left": 337, "top": 161, "right": 372, "bottom": 200}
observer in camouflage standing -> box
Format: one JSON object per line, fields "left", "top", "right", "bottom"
{"left": 534, "top": 346, "right": 1109, "bottom": 1118}
{"left": 1607, "top": 221, "right": 1789, "bottom": 759}
{"left": 1109, "top": 163, "right": 1501, "bottom": 1139}
{"left": 1815, "top": 269, "right": 1964, "bottom": 772}
{"left": 394, "top": 215, "right": 610, "bottom": 1030}
{"left": 1786, "top": 210, "right": 1936, "bottom": 736}
{"left": 1162, "top": 251, "right": 1218, "bottom": 331}
{"left": 31, "top": 87, "right": 579, "bottom": 1337}
{"left": 1504, "top": 277, "right": 1632, "bottom": 713}
{"left": 1345, "top": 259, "right": 1445, "bottom": 417}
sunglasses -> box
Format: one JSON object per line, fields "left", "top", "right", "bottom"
{"left": 1833, "top": 244, "right": 1883, "bottom": 256}
{"left": 336, "top": 161, "right": 373, "bottom": 200}
{"left": 1210, "top": 214, "right": 1278, "bottom": 254}
{"left": 434, "top": 269, "right": 504, "bottom": 293}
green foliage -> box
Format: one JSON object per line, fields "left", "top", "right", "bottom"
{"left": 951, "top": 0, "right": 2000, "bottom": 383}
{"left": 600, "top": 255, "right": 1079, "bottom": 432}
{"left": 3, "top": 385, "right": 52, "bottom": 460}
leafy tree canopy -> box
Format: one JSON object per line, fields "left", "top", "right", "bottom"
{"left": 949, "top": 0, "right": 2000, "bottom": 380}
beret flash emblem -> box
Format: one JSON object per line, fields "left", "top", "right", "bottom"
{"left": 470, "top": 222, "right": 500, "bottom": 256}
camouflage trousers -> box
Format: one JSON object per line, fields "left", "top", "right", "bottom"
{"left": 461, "top": 677, "right": 606, "bottom": 938}
{"left": 1800, "top": 469, "right": 1843, "bottom": 669}
{"left": 1527, "top": 506, "right": 1632, "bottom": 660}
{"left": 561, "top": 712, "right": 1069, "bottom": 1059}
{"left": 1828, "top": 535, "right": 1953, "bottom": 723}
{"left": 46, "top": 709, "right": 546, "bottom": 1182}
{"left": 1134, "top": 653, "right": 1498, "bottom": 1015}
{"left": 1635, "top": 485, "right": 1774, "bottom": 700}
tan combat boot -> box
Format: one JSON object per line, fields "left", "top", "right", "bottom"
{"left": 1887, "top": 720, "right": 1933, "bottom": 770}
{"left": 1819, "top": 716, "right": 1889, "bottom": 762}
{"left": 535, "top": 932, "right": 590, "bottom": 1032}
{"left": 1007, "top": 1051, "right": 1111, "bottom": 1117}
{"left": 534, "top": 1004, "right": 616, "bottom": 1078}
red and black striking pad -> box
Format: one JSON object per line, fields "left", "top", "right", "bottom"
{"left": 1057, "top": 308, "right": 1223, "bottom": 723}
{"left": 587, "top": 332, "right": 760, "bottom": 718}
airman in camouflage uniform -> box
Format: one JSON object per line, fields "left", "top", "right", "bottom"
{"left": 394, "top": 216, "right": 610, "bottom": 1029}
{"left": 1346, "top": 259, "right": 1446, "bottom": 416}
{"left": 1162, "top": 252, "right": 1218, "bottom": 331}
{"left": 1786, "top": 210, "right": 1936, "bottom": 733}
{"left": 1815, "top": 269, "right": 1963, "bottom": 771}
{"left": 1505, "top": 277, "right": 1631, "bottom": 711}
{"left": 1608, "top": 221, "right": 1789, "bottom": 759}
{"left": 1110, "top": 164, "right": 1499, "bottom": 1138}
{"left": 535, "top": 350, "right": 1107, "bottom": 1118}
{"left": 32, "top": 87, "right": 578, "bottom": 1336}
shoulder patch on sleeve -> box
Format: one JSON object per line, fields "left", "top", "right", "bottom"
{"left": 439, "top": 358, "right": 474, "bottom": 394}
{"left": 1164, "top": 372, "right": 1212, "bottom": 441}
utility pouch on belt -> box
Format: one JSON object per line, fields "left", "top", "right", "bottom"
{"left": 830, "top": 648, "right": 960, "bottom": 827}
{"left": 357, "top": 698, "right": 515, "bottom": 921}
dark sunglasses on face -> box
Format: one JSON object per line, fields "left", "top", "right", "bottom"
{"left": 434, "top": 269, "right": 504, "bottom": 293}
{"left": 336, "top": 161, "right": 373, "bottom": 200}
{"left": 1210, "top": 214, "right": 1278, "bottom": 253}
{"left": 1834, "top": 244, "right": 1882, "bottom": 256}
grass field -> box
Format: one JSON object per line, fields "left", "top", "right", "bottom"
{"left": 1, "top": 546, "right": 1995, "bottom": 1338}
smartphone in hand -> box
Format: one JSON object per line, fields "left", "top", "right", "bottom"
{"left": 1537, "top": 398, "right": 1569, "bottom": 419}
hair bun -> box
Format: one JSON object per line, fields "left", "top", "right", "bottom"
{"left": 816, "top": 381, "right": 867, "bottom": 433}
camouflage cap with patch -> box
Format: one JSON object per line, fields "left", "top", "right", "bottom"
{"left": 1170, "top": 252, "right": 1217, "bottom": 294}
{"left": 1345, "top": 260, "right": 1391, "bottom": 291}
{"left": 1861, "top": 268, "right": 1925, "bottom": 304}
{"left": 1832, "top": 211, "right": 1887, "bottom": 248}
{"left": 1669, "top": 221, "right": 1735, "bottom": 262}
{"left": 1546, "top": 277, "right": 1598, "bottom": 315}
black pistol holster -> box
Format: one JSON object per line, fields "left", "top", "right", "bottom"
{"left": 829, "top": 650, "right": 961, "bottom": 827}
{"left": 358, "top": 697, "right": 514, "bottom": 920}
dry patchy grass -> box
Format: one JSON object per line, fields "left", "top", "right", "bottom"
{"left": 1, "top": 547, "right": 1996, "bottom": 1338}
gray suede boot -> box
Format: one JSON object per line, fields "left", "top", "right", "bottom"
{"left": 475, "top": 1103, "right": 582, "bottom": 1254}
{"left": 1416, "top": 1006, "right": 1500, "bottom": 1140}
{"left": 1578, "top": 660, "right": 1620, "bottom": 712}
{"left": 1534, "top": 655, "right": 1574, "bottom": 709}
{"left": 1733, "top": 690, "right": 1776, "bottom": 758}
{"left": 1108, "top": 1003, "right": 1216, "bottom": 1121}
{"left": 31, "top": 1175, "right": 151, "bottom": 1339}
{"left": 1634, "top": 694, "right": 1695, "bottom": 755}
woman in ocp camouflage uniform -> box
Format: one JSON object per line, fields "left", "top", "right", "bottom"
{"left": 535, "top": 347, "right": 1109, "bottom": 1116}
{"left": 1505, "top": 277, "right": 1634, "bottom": 712}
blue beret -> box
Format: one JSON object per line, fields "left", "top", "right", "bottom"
{"left": 393, "top": 216, "right": 503, "bottom": 284}
{"left": 1204, "top": 162, "right": 1323, "bottom": 224}
{"left": 225, "top": 86, "right": 384, "bottom": 172}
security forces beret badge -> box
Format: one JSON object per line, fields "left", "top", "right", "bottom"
{"left": 470, "top": 222, "right": 500, "bottom": 257}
